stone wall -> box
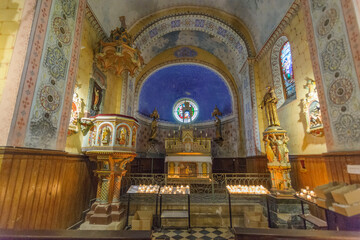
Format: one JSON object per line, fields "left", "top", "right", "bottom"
{"left": 0, "top": 0, "right": 25, "bottom": 100}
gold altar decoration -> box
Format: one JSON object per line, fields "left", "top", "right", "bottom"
{"left": 301, "top": 78, "right": 324, "bottom": 136}
{"left": 261, "top": 87, "right": 294, "bottom": 196}
{"left": 165, "top": 127, "right": 212, "bottom": 179}
{"left": 226, "top": 185, "right": 270, "bottom": 195}
{"left": 96, "top": 17, "right": 144, "bottom": 77}
{"left": 81, "top": 114, "right": 139, "bottom": 225}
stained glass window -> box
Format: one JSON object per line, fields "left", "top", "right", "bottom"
{"left": 280, "top": 41, "right": 296, "bottom": 99}
{"left": 173, "top": 98, "right": 199, "bottom": 123}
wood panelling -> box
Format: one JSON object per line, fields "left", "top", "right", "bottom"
{"left": 323, "top": 151, "right": 360, "bottom": 185}
{"left": 0, "top": 147, "right": 96, "bottom": 230}
{"left": 246, "top": 156, "right": 268, "bottom": 173}
{"left": 290, "top": 155, "right": 329, "bottom": 190}
{"left": 248, "top": 152, "right": 360, "bottom": 191}
{"left": 212, "top": 158, "right": 246, "bottom": 173}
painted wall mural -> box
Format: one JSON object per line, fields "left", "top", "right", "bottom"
{"left": 16, "top": 0, "right": 86, "bottom": 149}
{"left": 307, "top": 0, "right": 360, "bottom": 150}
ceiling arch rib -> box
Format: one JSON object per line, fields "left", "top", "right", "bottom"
{"left": 133, "top": 14, "right": 248, "bottom": 73}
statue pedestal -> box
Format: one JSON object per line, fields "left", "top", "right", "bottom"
{"left": 263, "top": 126, "right": 295, "bottom": 196}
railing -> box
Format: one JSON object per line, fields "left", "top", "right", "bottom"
{"left": 120, "top": 173, "right": 271, "bottom": 196}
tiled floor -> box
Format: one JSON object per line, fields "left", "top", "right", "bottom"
{"left": 152, "top": 227, "right": 234, "bottom": 240}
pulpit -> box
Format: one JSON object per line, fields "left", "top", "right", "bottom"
{"left": 165, "top": 127, "right": 212, "bottom": 179}
{"left": 80, "top": 114, "right": 139, "bottom": 228}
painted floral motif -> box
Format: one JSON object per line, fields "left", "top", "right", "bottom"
{"left": 61, "top": 0, "right": 76, "bottom": 18}
{"left": 40, "top": 85, "right": 61, "bottom": 112}
{"left": 312, "top": 0, "right": 327, "bottom": 10}
{"left": 29, "top": 117, "right": 57, "bottom": 147}
{"left": 53, "top": 17, "right": 71, "bottom": 44}
{"left": 44, "top": 46, "right": 68, "bottom": 80}
{"left": 329, "top": 78, "right": 353, "bottom": 105}
{"left": 317, "top": 8, "right": 338, "bottom": 36}
{"left": 335, "top": 114, "right": 360, "bottom": 143}
{"left": 321, "top": 39, "right": 345, "bottom": 71}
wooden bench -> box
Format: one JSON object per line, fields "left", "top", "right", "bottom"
{"left": 0, "top": 230, "right": 152, "bottom": 240}
{"left": 234, "top": 227, "right": 360, "bottom": 240}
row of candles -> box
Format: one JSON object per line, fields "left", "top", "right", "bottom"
{"left": 160, "top": 185, "right": 190, "bottom": 194}
{"left": 137, "top": 184, "right": 160, "bottom": 194}
{"left": 295, "top": 186, "right": 316, "bottom": 202}
{"left": 226, "top": 185, "right": 270, "bottom": 194}
{"left": 130, "top": 185, "right": 190, "bottom": 195}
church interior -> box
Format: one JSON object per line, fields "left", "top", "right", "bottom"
{"left": 0, "top": 0, "right": 360, "bottom": 239}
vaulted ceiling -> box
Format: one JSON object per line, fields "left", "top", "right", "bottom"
{"left": 87, "top": 0, "right": 294, "bottom": 52}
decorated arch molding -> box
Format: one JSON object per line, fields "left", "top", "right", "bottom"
{"left": 133, "top": 14, "right": 249, "bottom": 77}
{"left": 129, "top": 7, "right": 255, "bottom": 57}
{"left": 271, "top": 35, "right": 288, "bottom": 108}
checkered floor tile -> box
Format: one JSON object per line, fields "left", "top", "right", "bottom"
{"left": 152, "top": 227, "right": 234, "bottom": 240}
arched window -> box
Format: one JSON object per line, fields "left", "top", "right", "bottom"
{"left": 279, "top": 41, "right": 296, "bottom": 99}
{"left": 271, "top": 36, "right": 296, "bottom": 108}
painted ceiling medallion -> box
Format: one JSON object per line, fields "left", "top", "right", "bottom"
{"left": 53, "top": 17, "right": 71, "bottom": 44}
{"left": 61, "top": 0, "right": 77, "bottom": 18}
{"left": 40, "top": 85, "right": 60, "bottom": 112}
{"left": 44, "top": 46, "right": 68, "bottom": 80}
{"left": 329, "top": 77, "right": 353, "bottom": 105}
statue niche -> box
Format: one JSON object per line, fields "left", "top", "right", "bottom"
{"left": 301, "top": 78, "right": 324, "bottom": 136}
{"left": 212, "top": 105, "right": 223, "bottom": 144}
{"left": 91, "top": 82, "right": 103, "bottom": 116}
{"left": 149, "top": 108, "right": 159, "bottom": 141}
{"left": 117, "top": 125, "right": 130, "bottom": 146}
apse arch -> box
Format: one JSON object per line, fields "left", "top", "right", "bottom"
{"left": 136, "top": 63, "right": 235, "bottom": 124}
{"left": 130, "top": 9, "right": 254, "bottom": 88}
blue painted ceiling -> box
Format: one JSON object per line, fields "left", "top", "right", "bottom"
{"left": 138, "top": 64, "right": 232, "bottom": 123}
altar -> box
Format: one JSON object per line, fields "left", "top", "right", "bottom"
{"left": 165, "top": 127, "right": 212, "bottom": 178}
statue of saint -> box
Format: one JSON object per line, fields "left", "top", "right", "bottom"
{"left": 212, "top": 105, "right": 222, "bottom": 140}
{"left": 101, "top": 127, "right": 111, "bottom": 144}
{"left": 260, "top": 86, "right": 280, "bottom": 127}
{"left": 149, "top": 108, "right": 159, "bottom": 141}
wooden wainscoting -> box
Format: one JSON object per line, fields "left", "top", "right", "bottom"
{"left": 290, "top": 154, "right": 330, "bottom": 190}
{"left": 247, "top": 152, "right": 360, "bottom": 190}
{"left": 323, "top": 151, "right": 360, "bottom": 185}
{"left": 246, "top": 156, "right": 268, "bottom": 173}
{"left": 0, "top": 147, "right": 97, "bottom": 230}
